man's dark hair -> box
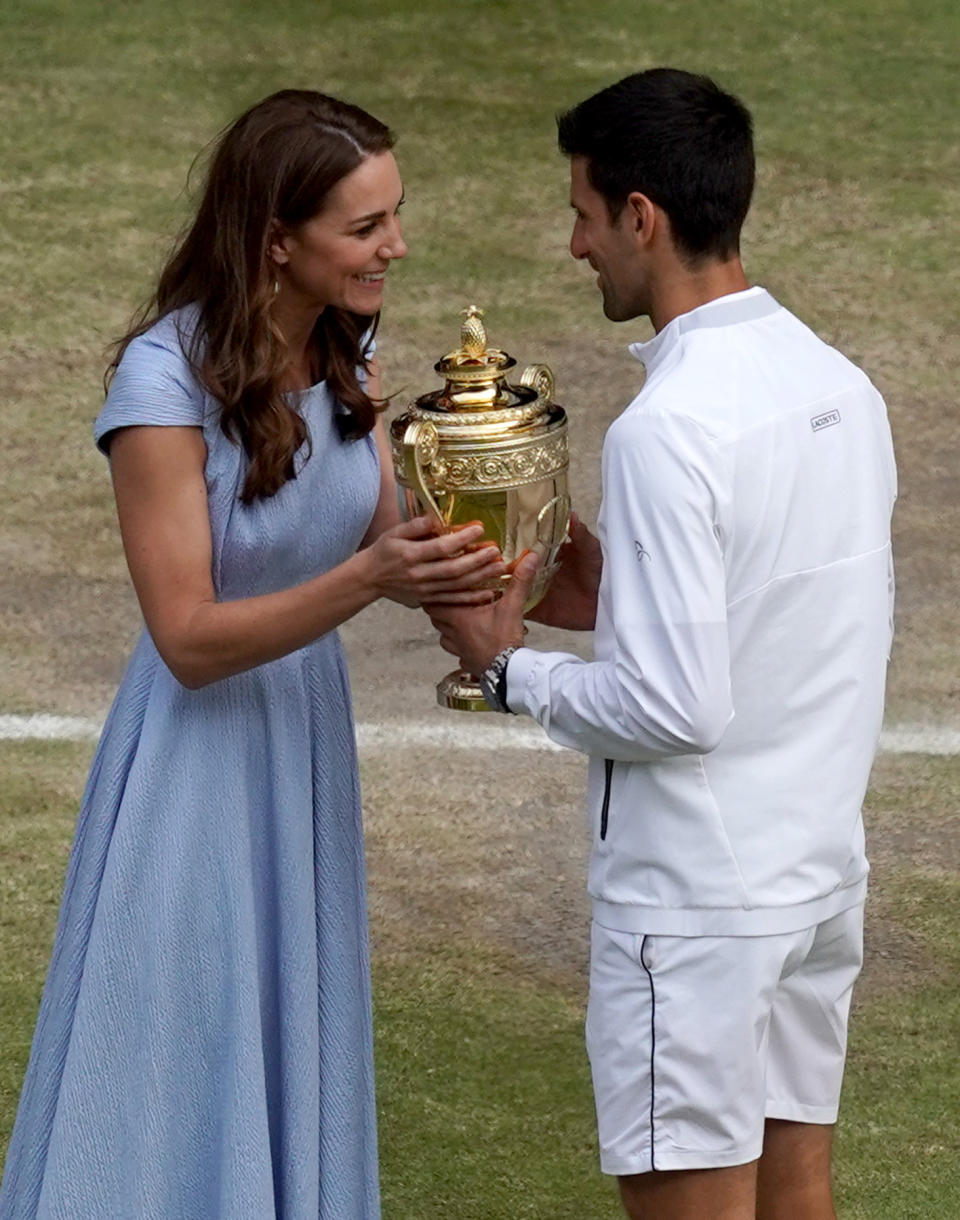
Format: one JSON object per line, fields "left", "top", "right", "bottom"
{"left": 557, "top": 68, "right": 755, "bottom": 264}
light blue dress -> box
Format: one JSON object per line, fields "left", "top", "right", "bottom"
{"left": 0, "top": 310, "right": 382, "bottom": 1219}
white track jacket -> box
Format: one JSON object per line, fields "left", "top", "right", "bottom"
{"left": 506, "top": 288, "right": 897, "bottom": 936}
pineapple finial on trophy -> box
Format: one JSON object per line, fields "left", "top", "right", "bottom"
{"left": 459, "top": 305, "right": 487, "bottom": 357}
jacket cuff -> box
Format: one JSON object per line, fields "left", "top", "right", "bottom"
{"left": 504, "top": 646, "right": 540, "bottom": 716}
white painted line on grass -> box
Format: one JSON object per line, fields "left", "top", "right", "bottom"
{"left": 0, "top": 713, "right": 566, "bottom": 752}
{"left": 355, "top": 720, "right": 566, "bottom": 753}
{"left": 0, "top": 714, "right": 103, "bottom": 741}
{"left": 877, "top": 726, "right": 960, "bottom": 756}
{"left": 1, "top": 713, "right": 959, "bottom": 757}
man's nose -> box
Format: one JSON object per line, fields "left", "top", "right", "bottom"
{"left": 569, "top": 225, "right": 589, "bottom": 260}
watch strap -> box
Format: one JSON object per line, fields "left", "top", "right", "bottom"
{"left": 478, "top": 646, "right": 518, "bottom": 713}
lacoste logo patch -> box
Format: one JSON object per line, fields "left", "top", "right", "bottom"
{"left": 811, "top": 409, "right": 841, "bottom": 432}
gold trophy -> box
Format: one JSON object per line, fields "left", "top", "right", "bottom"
{"left": 391, "top": 307, "right": 570, "bottom": 710}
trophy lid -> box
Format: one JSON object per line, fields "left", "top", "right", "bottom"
{"left": 427, "top": 306, "right": 530, "bottom": 412}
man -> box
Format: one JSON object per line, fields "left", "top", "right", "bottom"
{"left": 429, "top": 68, "right": 896, "bottom": 1219}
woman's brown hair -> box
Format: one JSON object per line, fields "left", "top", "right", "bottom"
{"left": 107, "top": 90, "right": 395, "bottom": 502}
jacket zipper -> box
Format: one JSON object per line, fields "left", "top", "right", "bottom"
{"left": 600, "top": 758, "right": 614, "bottom": 841}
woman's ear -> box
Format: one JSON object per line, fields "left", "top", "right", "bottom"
{"left": 267, "top": 221, "right": 291, "bottom": 267}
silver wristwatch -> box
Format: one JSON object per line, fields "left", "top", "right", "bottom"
{"left": 478, "top": 646, "right": 518, "bottom": 713}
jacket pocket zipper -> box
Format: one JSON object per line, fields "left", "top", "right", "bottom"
{"left": 600, "top": 758, "right": 614, "bottom": 841}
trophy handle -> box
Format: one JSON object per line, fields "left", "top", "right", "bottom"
{"left": 535, "top": 492, "right": 572, "bottom": 554}
{"left": 401, "top": 421, "right": 446, "bottom": 530}
{"left": 520, "top": 362, "right": 555, "bottom": 403}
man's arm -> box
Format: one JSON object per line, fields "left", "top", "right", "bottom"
{"left": 431, "top": 411, "right": 733, "bottom": 761}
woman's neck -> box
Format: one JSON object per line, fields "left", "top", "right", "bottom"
{"left": 272, "top": 297, "right": 324, "bottom": 391}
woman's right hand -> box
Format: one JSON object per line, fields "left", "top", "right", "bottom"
{"left": 363, "top": 516, "right": 505, "bottom": 608}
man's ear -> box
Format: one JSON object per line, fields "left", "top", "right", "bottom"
{"left": 268, "top": 220, "right": 292, "bottom": 267}
{"left": 625, "top": 191, "right": 656, "bottom": 244}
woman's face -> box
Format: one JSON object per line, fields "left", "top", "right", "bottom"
{"left": 272, "top": 150, "right": 408, "bottom": 315}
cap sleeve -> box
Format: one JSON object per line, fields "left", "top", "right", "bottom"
{"left": 94, "top": 316, "right": 209, "bottom": 455}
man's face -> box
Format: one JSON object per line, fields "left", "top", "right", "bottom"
{"left": 568, "top": 156, "right": 647, "bottom": 322}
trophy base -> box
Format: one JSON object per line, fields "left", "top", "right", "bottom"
{"left": 436, "top": 670, "right": 491, "bottom": 712}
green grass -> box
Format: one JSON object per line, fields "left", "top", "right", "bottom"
{"left": 375, "top": 954, "right": 616, "bottom": 1219}
{"left": 836, "top": 878, "right": 960, "bottom": 1217}
{"left": 3, "top": 0, "right": 957, "bottom": 361}
{"left": 3, "top": 742, "right": 960, "bottom": 1216}
{"left": 0, "top": 742, "right": 88, "bottom": 1146}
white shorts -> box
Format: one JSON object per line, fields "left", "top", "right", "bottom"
{"left": 586, "top": 903, "right": 864, "bottom": 1176}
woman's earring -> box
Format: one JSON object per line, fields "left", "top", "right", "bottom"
{"left": 273, "top": 276, "right": 280, "bottom": 298}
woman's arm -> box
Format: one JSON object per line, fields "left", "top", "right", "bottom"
{"left": 109, "top": 424, "right": 502, "bottom": 689}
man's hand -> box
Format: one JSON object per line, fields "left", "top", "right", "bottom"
{"left": 427, "top": 551, "right": 541, "bottom": 675}
{"left": 525, "top": 513, "right": 602, "bottom": 630}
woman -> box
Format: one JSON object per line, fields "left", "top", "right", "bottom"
{"left": 0, "top": 91, "right": 501, "bottom": 1219}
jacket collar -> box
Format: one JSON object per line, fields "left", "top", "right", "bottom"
{"left": 628, "top": 287, "right": 779, "bottom": 372}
